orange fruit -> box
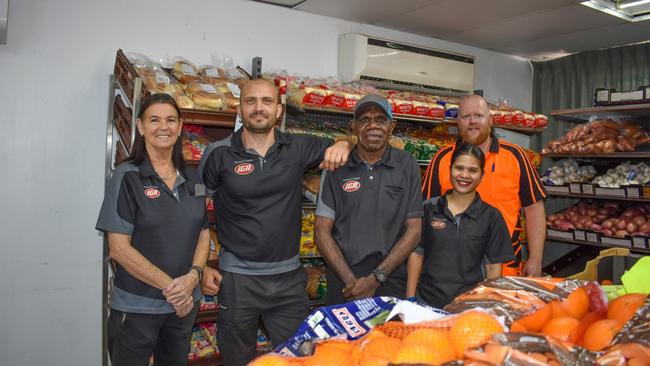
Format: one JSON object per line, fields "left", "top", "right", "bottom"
{"left": 355, "top": 356, "right": 388, "bottom": 366}
{"left": 391, "top": 343, "right": 447, "bottom": 365}
{"left": 575, "top": 311, "right": 606, "bottom": 346}
{"left": 550, "top": 301, "right": 568, "bottom": 318}
{"left": 356, "top": 336, "right": 402, "bottom": 361}
{"left": 560, "top": 287, "right": 590, "bottom": 320}
{"left": 303, "top": 347, "right": 352, "bottom": 366}
{"left": 313, "top": 340, "right": 354, "bottom": 355}
{"left": 450, "top": 311, "right": 503, "bottom": 358}
{"left": 509, "top": 320, "right": 527, "bottom": 332}
{"left": 402, "top": 328, "right": 455, "bottom": 364}
{"left": 541, "top": 316, "right": 580, "bottom": 344}
{"left": 516, "top": 303, "right": 552, "bottom": 332}
{"left": 607, "top": 293, "right": 647, "bottom": 326}
{"left": 249, "top": 354, "right": 292, "bottom": 366}
{"left": 601, "top": 280, "right": 614, "bottom": 285}
{"left": 582, "top": 319, "right": 622, "bottom": 351}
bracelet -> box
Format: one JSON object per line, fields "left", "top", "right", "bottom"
{"left": 190, "top": 265, "right": 204, "bottom": 281}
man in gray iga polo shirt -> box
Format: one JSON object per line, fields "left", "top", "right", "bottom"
{"left": 198, "top": 78, "right": 352, "bottom": 366}
{"left": 315, "top": 94, "right": 423, "bottom": 305}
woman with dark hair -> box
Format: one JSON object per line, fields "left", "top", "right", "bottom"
{"left": 96, "top": 93, "right": 210, "bottom": 366}
{"left": 406, "top": 142, "right": 514, "bottom": 308}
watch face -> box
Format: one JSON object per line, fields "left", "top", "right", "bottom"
{"left": 374, "top": 269, "right": 386, "bottom": 283}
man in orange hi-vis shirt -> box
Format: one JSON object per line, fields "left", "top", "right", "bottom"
{"left": 422, "top": 95, "right": 547, "bottom": 276}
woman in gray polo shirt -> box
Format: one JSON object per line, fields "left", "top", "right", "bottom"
{"left": 96, "top": 94, "right": 210, "bottom": 366}
{"left": 407, "top": 143, "right": 515, "bottom": 308}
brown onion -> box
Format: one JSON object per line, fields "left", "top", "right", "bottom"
{"left": 615, "top": 220, "right": 628, "bottom": 230}
{"left": 602, "top": 229, "right": 613, "bottom": 237}
{"left": 590, "top": 224, "right": 602, "bottom": 231}
{"left": 586, "top": 208, "right": 598, "bottom": 217}
{"left": 638, "top": 222, "right": 650, "bottom": 234}
{"left": 602, "top": 220, "right": 614, "bottom": 229}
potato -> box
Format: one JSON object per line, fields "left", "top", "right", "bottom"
{"left": 555, "top": 221, "right": 575, "bottom": 231}
{"left": 615, "top": 219, "right": 628, "bottom": 231}
{"left": 627, "top": 222, "right": 639, "bottom": 234}
{"left": 615, "top": 230, "right": 628, "bottom": 238}
{"left": 632, "top": 216, "right": 646, "bottom": 226}
{"left": 638, "top": 222, "right": 650, "bottom": 234}
{"left": 590, "top": 224, "right": 602, "bottom": 231}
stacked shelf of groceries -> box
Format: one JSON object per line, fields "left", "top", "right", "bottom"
{"left": 542, "top": 104, "right": 650, "bottom": 254}
{"left": 265, "top": 71, "right": 548, "bottom": 169}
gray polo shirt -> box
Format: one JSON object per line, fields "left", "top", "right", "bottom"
{"left": 316, "top": 146, "right": 423, "bottom": 266}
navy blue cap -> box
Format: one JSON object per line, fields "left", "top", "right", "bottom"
{"left": 354, "top": 94, "right": 393, "bottom": 120}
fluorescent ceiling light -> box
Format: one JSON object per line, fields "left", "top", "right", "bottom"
{"left": 581, "top": 0, "right": 650, "bottom": 21}
{"left": 619, "top": 0, "right": 650, "bottom": 9}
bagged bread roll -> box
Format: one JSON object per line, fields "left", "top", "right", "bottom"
{"left": 185, "top": 81, "right": 224, "bottom": 110}
{"left": 198, "top": 66, "right": 229, "bottom": 84}
{"left": 172, "top": 60, "right": 199, "bottom": 84}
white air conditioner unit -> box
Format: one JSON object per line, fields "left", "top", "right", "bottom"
{"left": 0, "top": 0, "right": 8, "bottom": 44}
{"left": 338, "top": 33, "right": 475, "bottom": 96}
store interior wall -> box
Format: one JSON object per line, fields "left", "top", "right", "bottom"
{"left": 0, "top": 1, "right": 533, "bottom": 364}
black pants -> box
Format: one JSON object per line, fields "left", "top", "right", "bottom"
{"left": 325, "top": 254, "right": 407, "bottom": 306}
{"left": 216, "top": 267, "right": 310, "bottom": 366}
{"left": 107, "top": 304, "right": 199, "bottom": 366}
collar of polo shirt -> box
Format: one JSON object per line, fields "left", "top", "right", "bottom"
{"left": 230, "top": 128, "right": 291, "bottom": 153}
{"left": 348, "top": 145, "right": 398, "bottom": 168}
{"left": 439, "top": 190, "right": 484, "bottom": 220}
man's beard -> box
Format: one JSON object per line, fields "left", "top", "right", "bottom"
{"left": 243, "top": 112, "right": 276, "bottom": 134}
{"left": 461, "top": 127, "right": 490, "bottom": 146}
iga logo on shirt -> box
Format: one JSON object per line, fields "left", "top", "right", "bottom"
{"left": 342, "top": 180, "right": 361, "bottom": 192}
{"left": 234, "top": 162, "right": 255, "bottom": 175}
{"left": 144, "top": 187, "right": 161, "bottom": 199}
{"left": 431, "top": 219, "right": 446, "bottom": 230}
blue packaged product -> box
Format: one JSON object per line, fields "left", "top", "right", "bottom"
{"left": 275, "top": 297, "right": 398, "bottom": 357}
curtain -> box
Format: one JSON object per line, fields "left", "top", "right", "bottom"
{"left": 531, "top": 42, "right": 650, "bottom": 265}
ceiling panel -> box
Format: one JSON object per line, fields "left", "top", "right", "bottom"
{"left": 377, "top": 0, "right": 582, "bottom": 37}
{"left": 294, "top": 0, "right": 440, "bottom": 24}
{"left": 500, "top": 22, "right": 650, "bottom": 60}
{"left": 451, "top": 4, "right": 626, "bottom": 50}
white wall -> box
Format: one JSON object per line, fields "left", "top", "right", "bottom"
{"left": 0, "top": 1, "right": 532, "bottom": 364}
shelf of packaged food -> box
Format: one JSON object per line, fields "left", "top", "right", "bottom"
{"left": 551, "top": 103, "right": 650, "bottom": 122}
{"left": 547, "top": 233, "right": 650, "bottom": 254}
{"left": 288, "top": 103, "right": 546, "bottom": 135}
{"left": 195, "top": 309, "right": 219, "bottom": 324}
{"left": 546, "top": 191, "right": 650, "bottom": 202}
{"left": 417, "top": 160, "right": 431, "bottom": 166}
{"left": 181, "top": 109, "right": 237, "bottom": 127}
{"left": 543, "top": 152, "right": 650, "bottom": 159}
{"left": 300, "top": 254, "right": 322, "bottom": 260}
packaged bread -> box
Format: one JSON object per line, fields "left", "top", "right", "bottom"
{"left": 185, "top": 81, "right": 224, "bottom": 110}
{"left": 209, "top": 80, "right": 240, "bottom": 111}
{"left": 198, "top": 66, "right": 229, "bottom": 84}
{"left": 172, "top": 59, "right": 199, "bottom": 84}
{"left": 126, "top": 53, "right": 195, "bottom": 109}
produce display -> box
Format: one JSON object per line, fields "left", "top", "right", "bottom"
{"left": 592, "top": 161, "right": 650, "bottom": 188}
{"left": 547, "top": 200, "right": 650, "bottom": 237}
{"left": 542, "top": 159, "right": 597, "bottom": 186}
{"left": 541, "top": 120, "right": 649, "bottom": 154}
{"left": 302, "top": 259, "right": 327, "bottom": 302}
{"left": 248, "top": 277, "right": 650, "bottom": 366}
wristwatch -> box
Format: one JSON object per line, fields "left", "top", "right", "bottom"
{"left": 190, "top": 265, "right": 204, "bottom": 281}
{"left": 372, "top": 268, "right": 387, "bottom": 283}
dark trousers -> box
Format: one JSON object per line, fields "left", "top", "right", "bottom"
{"left": 325, "top": 254, "right": 407, "bottom": 306}
{"left": 216, "top": 267, "right": 310, "bottom": 366}
{"left": 107, "top": 305, "right": 199, "bottom": 366}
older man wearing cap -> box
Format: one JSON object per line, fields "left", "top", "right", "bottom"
{"left": 314, "top": 94, "right": 423, "bottom": 305}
